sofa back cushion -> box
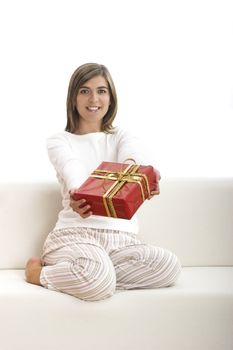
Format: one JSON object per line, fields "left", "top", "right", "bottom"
{"left": 138, "top": 178, "right": 233, "bottom": 267}
{"left": 0, "top": 183, "right": 61, "bottom": 269}
{"left": 0, "top": 178, "right": 232, "bottom": 268}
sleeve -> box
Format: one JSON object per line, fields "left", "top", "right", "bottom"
{"left": 47, "top": 133, "right": 88, "bottom": 191}
{"left": 116, "top": 128, "right": 151, "bottom": 165}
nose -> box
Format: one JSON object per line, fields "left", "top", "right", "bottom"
{"left": 88, "top": 91, "right": 98, "bottom": 103}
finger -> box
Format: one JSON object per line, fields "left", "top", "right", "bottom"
{"left": 150, "top": 189, "right": 160, "bottom": 196}
{"left": 78, "top": 201, "right": 92, "bottom": 217}
{"left": 69, "top": 188, "right": 79, "bottom": 197}
{"left": 79, "top": 204, "right": 91, "bottom": 215}
{"left": 156, "top": 172, "right": 161, "bottom": 182}
{"left": 80, "top": 210, "right": 93, "bottom": 219}
{"left": 71, "top": 198, "right": 92, "bottom": 215}
{"left": 70, "top": 199, "right": 86, "bottom": 211}
{"left": 155, "top": 182, "right": 160, "bottom": 192}
{"left": 70, "top": 198, "right": 87, "bottom": 208}
{"left": 153, "top": 169, "right": 161, "bottom": 183}
{"left": 150, "top": 190, "right": 159, "bottom": 195}
{"left": 149, "top": 185, "right": 160, "bottom": 198}
{"left": 76, "top": 199, "right": 87, "bottom": 207}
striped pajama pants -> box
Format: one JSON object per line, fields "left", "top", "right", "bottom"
{"left": 40, "top": 227, "right": 181, "bottom": 301}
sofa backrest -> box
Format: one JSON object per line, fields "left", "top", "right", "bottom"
{"left": 0, "top": 178, "right": 232, "bottom": 269}
{"left": 138, "top": 178, "right": 233, "bottom": 267}
{"left": 0, "top": 183, "right": 61, "bottom": 269}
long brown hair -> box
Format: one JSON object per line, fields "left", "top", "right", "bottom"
{"left": 65, "top": 63, "right": 118, "bottom": 133}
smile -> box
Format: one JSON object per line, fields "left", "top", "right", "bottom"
{"left": 86, "top": 106, "right": 100, "bottom": 111}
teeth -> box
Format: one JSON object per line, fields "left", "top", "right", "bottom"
{"left": 87, "top": 107, "right": 99, "bottom": 111}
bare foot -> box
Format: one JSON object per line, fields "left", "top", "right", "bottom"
{"left": 25, "top": 256, "right": 43, "bottom": 286}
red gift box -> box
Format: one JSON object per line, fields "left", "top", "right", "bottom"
{"left": 72, "top": 161, "right": 156, "bottom": 220}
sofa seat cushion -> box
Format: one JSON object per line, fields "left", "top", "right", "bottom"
{"left": 0, "top": 267, "right": 232, "bottom": 350}
{"left": 1, "top": 267, "right": 232, "bottom": 297}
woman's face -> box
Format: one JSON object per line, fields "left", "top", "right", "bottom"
{"left": 76, "top": 75, "right": 111, "bottom": 133}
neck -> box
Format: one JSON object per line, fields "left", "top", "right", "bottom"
{"left": 75, "top": 126, "right": 101, "bottom": 135}
{"left": 75, "top": 120, "right": 102, "bottom": 135}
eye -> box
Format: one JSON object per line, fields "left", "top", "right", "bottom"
{"left": 97, "top": 89, "right": 108, "bottom": 94}
{"left": 79, "top": 89, "right": 89, "bottom": 95}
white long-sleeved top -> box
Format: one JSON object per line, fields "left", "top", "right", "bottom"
{"left": 47, "top": 127, "right": 149, "bottom": 234}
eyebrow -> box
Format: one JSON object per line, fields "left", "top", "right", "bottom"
{"left": 79, "top": 85, "right": 109, "bottom": 90}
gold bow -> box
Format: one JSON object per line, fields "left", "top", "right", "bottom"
{"left": 90, "top": 164, "right": 150, "bottom": 218}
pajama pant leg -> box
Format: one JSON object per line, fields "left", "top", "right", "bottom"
{"left": 40, "top": 228, "right": 181, "bottom": 301}
{"left": 110, "top": 244, "right": 181, "bottom": 289}
{"left": 40, "top": 243, "right": 116, "bottom": 301}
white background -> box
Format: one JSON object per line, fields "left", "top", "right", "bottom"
{"left": 0, "top": 0, "right": 232, "bottom": 182}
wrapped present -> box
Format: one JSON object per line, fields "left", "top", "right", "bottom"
{"left": 72, "top": 161, "right": 156, "bottom": 220}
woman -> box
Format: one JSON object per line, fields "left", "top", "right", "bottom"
{"left": 25, "top": 63, "right": 181, "bottom": 301}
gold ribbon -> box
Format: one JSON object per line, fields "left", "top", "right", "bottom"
{"left": 90, "top": 164, "right": 150, "bottom": 218}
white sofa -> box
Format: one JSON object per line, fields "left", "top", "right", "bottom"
{"left": 0, "top": 178, "right": 233, "bottom": 350}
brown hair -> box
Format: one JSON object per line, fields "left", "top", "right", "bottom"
{"left": 65, "top": 63, "right": 118, "bottom": 133}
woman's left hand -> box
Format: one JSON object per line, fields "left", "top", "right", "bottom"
{"left": 148, "top": 168, "right": 161, "bottom": 200}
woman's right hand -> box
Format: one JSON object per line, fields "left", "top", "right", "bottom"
{"left": 69, "top": 189, "right": 92, "bottom": 218}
